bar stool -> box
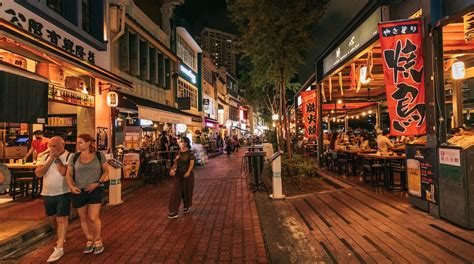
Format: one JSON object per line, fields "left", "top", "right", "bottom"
{"left": 388, "top": 159, "right": 407, "bottom": 191}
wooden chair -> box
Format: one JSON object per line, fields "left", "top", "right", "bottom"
{"left": 10, "top": 171, "right": 35, "bottom": 200}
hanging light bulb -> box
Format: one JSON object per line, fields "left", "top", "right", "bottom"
{"left": 337, "top": 99, "right": 343, "bottom": 104}
{"left": 82, "top": 86, "right": 88, "bottom": 94}
{"left": 356, "top": 115, "right": 360, "bottom": 119}
{"left": 331, "top": 109, "right": 335, "bottom": 114}
{"left": 368, "top": 110, "right": 373, "bottom": 114}
{"left": 362, "top": 112, "right": 367, "bottom": 116}
{"left": 452, "top": 61, "right": 465, "bottom": 80}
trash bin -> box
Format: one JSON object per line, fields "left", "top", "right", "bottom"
{"left": 244, "top": 151, "right": 266, "bottom": 192}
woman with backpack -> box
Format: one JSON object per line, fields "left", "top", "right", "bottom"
{"left": 66, "top": 134, "right": 109, "bottom": 255}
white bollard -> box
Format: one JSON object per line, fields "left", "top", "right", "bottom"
{"left": 269, "top": 151, "right": 285, "bottom": 199}
{"left": 107, "top": 158, "right": 123, "bottom": 206}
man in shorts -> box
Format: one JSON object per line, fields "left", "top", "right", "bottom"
{"left": 35, "top": 136, "right": 72, "bottom": 262}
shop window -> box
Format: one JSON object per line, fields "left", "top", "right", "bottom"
{"left": 139, "top": 40, "right": 149, "bottom": 81}
{"left": 177, "top": 36, "right": 196, "bottom": 71}
{"left": 178, "top": 79, "right": 198, "bottom": 109}
{"left": 158, "top": 53, "right": 165, "bottom": 87}
{"left": 119, "top": 26, "right": 130, "bottom": 72}
{"left": 129, "top": 32, "right": 140, "bottom": 77}
{"left": 149, "top": 47, "right": 158, "bottom": 84}
{"left": 81, "top": 0, "right": 90, "bottom": 33}
{"left": 47, "top": 0, "right": 62, "bottom": 14}
{"left": 165, "top": 58, "right": 171, "bottom": 90}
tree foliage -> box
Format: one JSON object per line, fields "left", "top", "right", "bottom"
{"left": 228, "top": 0, "right": 329, "bottom": 156}
{"left": 228, "top": 0, "right": 329, "bottom": 83}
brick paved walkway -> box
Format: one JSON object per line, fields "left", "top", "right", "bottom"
{"left": 16, "top": 152, "right": 268, "bottom": 263}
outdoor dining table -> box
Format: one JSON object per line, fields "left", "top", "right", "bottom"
{"left": 248, "top": 145, "right": 264, "bottom": 152}
{"left": 5, "top": 163, "right": 40, "bottom": 170}
{"left": 5, "top": 162, "right": 40, "bottom": 199}
{"left": 357, "top": 152, "right": 406, "bottom": 188}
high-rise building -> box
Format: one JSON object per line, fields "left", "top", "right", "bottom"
{"left": 200, "top": 27, "right": 238, "bottom": 75}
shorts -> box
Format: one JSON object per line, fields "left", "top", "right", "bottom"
{"left": 43, "top": 193, "right": 72, "bottom": 217}
{"left": 72, "top": 187, "right": 103, "bottom": 208}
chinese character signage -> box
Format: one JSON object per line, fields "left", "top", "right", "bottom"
{"left": 1, "top": 2, "right": 106, "bottom": 68}
{"left": 301, "top": 90, "right": 317, "bottom": 138}
{"left": 378, "top": 19, "right": 426, "bottom": 136}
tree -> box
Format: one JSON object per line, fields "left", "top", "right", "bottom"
{"left": 228, "top": 0, "right": 329, "bottom": 158}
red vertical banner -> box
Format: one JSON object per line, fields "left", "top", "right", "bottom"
{"left": 301, "top": 90, "right": 317, "bottom": 138}
{"left": 378, "top": 19, "right": 426, "bottom": 136}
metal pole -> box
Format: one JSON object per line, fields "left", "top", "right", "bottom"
{"left": 317, "top": 83, "right": 323, "bottom": 167}
{"left": 376, "top": 102, "right": 381, "bottom": 129}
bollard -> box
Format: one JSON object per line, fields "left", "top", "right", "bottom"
{"left": 107, "top": 157, "right": 124, "bottom": 205}
{"left": 269, "top": 151, "right": 285, "bottom": 199}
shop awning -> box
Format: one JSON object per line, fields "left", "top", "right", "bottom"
{"left": 116, "top": 93, "right": 201, "bottom": 125}
{"left": 0, "top": 63, "right": 48, "bottom": 123}
{"left": 138, "top": 106, "right": 192, "bottom": 125}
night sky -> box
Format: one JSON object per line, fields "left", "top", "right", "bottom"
{"left": 174, "top": 0, "right": 369, "bottom": 82}
{"left": 174, "top": 0, "right": 238, "bottom": 36}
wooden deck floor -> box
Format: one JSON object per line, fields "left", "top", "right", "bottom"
{"left": 288, "top": 186, "right": 474, "bottom": 263}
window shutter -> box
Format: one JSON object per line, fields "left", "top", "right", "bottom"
{"left": 139, "top": 40, "right": 149, "bottom": 81}
{"left": 149, "top": 47, "right": 158, "bottom": 85}
{"left": 119, "top": 26, "right": 129, "bottom": 72}
{"left": 158, "top": 53, "right": 164, "bottom": 87}
{"left": 165, "top": 57, "right": 171, "bottom": 90}
{"left": 129, "top": 32, "right": 140, "bottom": 77}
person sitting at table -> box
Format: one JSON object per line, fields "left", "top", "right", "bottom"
{"left": 360, "top": 134, "right": 371, "bottom": 150}
{"left": 24, "top": 130, "right": 50, "bottom": 161}
{"left": 377, "top": 129, "right": 394, "bottom": 152}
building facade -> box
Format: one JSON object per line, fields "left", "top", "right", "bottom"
{"left": 0, "top": 0, "right": 132, "bottom": 157}
{"left": 200, "top": 27, "right": 238, "bottom": 76}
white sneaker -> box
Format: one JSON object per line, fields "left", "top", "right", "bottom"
{"left": 47, "top": 247, "right": 64, "bottom": 262}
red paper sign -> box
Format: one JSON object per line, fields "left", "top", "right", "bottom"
{"left": 378, "top": 19, "right": 426, "bottom": 136}
{"left": 301, "top": 90, "right": 317, "bottom": 138}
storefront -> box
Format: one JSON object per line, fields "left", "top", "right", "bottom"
{"left": 306, "top": 1, "right": 474, "bottom": 224}
{"left": 0, "top": 1, "right": 132, "bottom": 162}
{"left": 114, "top": 92, "right": 202, "bottom": 149}
{"left": 430, "top": 4, "right": 474, "bottom": 228}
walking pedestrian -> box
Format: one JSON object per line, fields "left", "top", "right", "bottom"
{"left": 66, "top": 134, "right": 109, "bottom": 255}
{"left": 225, "top": 137, "right": 233, "bottom": 157}
{"left": 168, "top": 137, "right": 195, "bottom": 219}
{"left": 35, "top": 137, "right": 72, "bottom": 262}
{"left": 233, "top": 136, "right": 240, "bottom": 152}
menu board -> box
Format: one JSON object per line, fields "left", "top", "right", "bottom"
{"left": 406, "top": 145, "right": 438, "bottom": 203}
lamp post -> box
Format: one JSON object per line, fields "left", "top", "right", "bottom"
{"left": 272, "top": 114, "right": 280, "bottom": 149}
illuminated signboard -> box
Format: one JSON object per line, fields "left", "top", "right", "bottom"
{"left": 180, "top": 64, "right": 197, "bottom": 84}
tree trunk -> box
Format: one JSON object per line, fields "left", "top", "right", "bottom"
{"left": 281, "top": 78, "right": 292, "bottom": 159}
{"left": 277, "top": 83, "right": 284, "bottom": 151}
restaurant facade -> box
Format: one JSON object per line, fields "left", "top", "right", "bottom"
{"left": 295, "top": 0, "right": 474, "bottom": 227}
{"left": 109, "top": 1, "right": 204, "bottom": 148}
{"left": 0, "top": 0, "right": 132, "bottom": 160}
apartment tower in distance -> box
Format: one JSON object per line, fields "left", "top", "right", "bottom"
{"left": 200, "top": 27, "right": 238, "bottom": 76}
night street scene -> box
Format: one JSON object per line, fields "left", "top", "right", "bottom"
{"left": 0, "top": 0, "right": 474, "bottom": 263}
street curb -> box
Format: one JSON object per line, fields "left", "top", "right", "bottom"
{"left": 0, "top": 180, "right": 143, "bottom": 259}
